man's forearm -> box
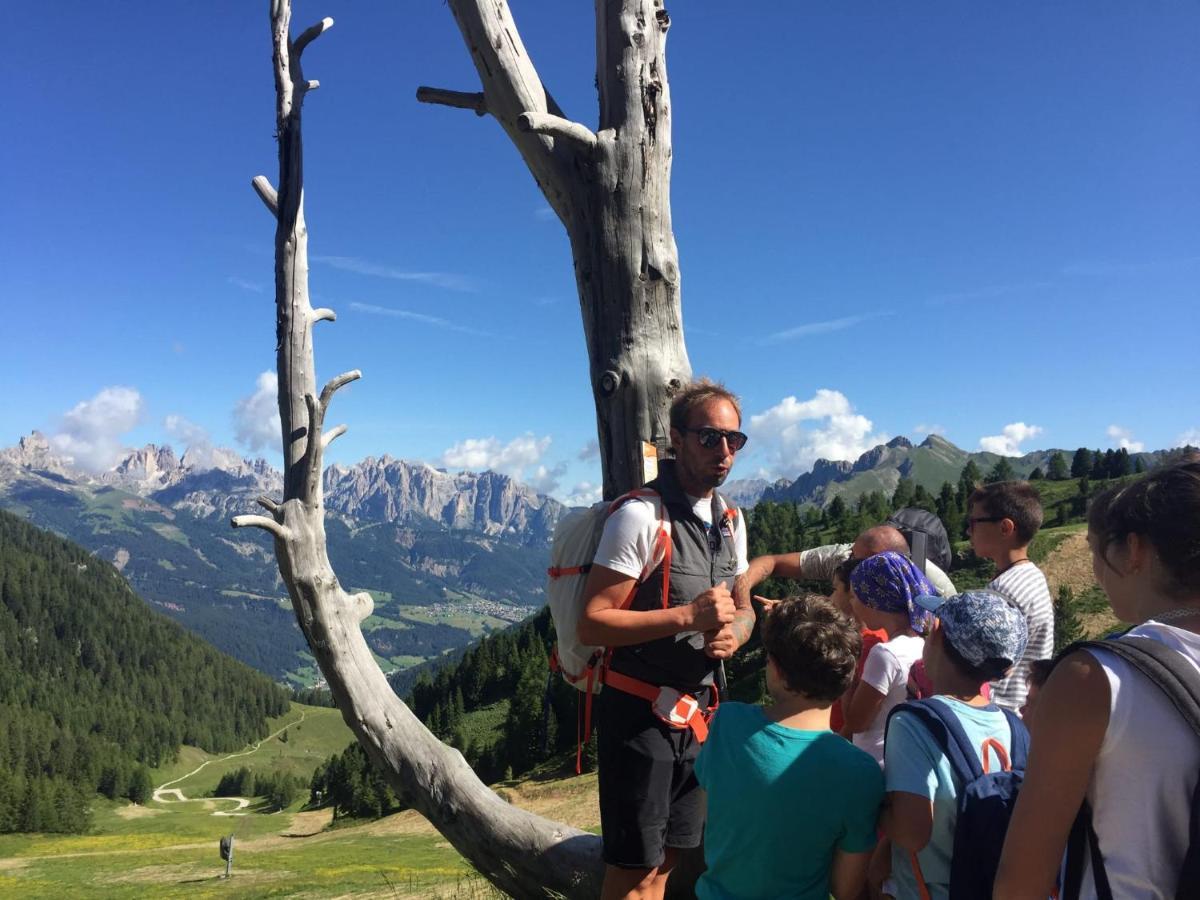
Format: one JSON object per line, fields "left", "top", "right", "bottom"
{"left": 730, "top": 607, "right": 755, "bottom": 649}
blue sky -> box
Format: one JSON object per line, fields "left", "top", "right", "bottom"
{"left": 3, "top": 2, "right": 1198, "bottom": 503}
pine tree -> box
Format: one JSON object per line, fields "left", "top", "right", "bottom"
{"left": 1054, "top": 586, "right": 1084, "bottom": 654}
{"left": 1134, "top": 457, "right": 1146, "bottom": 474}
{"left": 957, "top": 461, "right": 983, "bottom": 510}
{"left": 1029, "top": 466, "right": 1045, "bottom": 481}
{"left": 1048, "top": 452, "right": 1069, "bottom": 481}
{"left": 891, "top": 478, "right": 916, "bottom": 511}
{"left": 1071, "top": 448, "right": 1092, "bottom": 478}
{"left": 985, "top": 458, "right": 1015, "bottom": 484}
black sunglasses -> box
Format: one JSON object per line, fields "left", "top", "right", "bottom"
{"left": 682, "top": 426, "right": 748, "bottom": 452}
{"left": 966, "top": 516, "right": 1004, "bottom": 528}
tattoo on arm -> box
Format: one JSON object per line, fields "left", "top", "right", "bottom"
{"left": 731, "top": 608, "right": 755, "bottom": 648}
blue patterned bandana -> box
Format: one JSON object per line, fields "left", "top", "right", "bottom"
{"left": 914, "top": 589, "right": 1029, "bottom": 669}
{"left": 849, "top": 551, "right": 938, "bottom": 634}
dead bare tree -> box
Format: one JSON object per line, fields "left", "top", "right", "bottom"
{"left": 420, "top": 0, "right": 692, "bottom": 499}
{"left": 233, "top": 2, "right": 604, "bottom": 896}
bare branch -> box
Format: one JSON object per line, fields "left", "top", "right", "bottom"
{"left": 517, "top": 112, "right": 597, "bottom": 151}
{"left": 322, "top": 424, "right": 347, "bottom": 449}
{"left": 416, "top": 86, "right": 487, "bottom": 116}
{"left": 292, "top": 16, "right": 333, "bottom": 57}
{"left": 310, "top": 307, "right": 336, "bottom": 324}
{"left": 319, "top": 369, "right": 362, "bottom": 413}
{"left": 257, "top": 496, "right": 281, "bottom": 513}
{"left": 252, "top": 175, "right": 279, "bottom": 216}
{"left": 231, "top": 515, "right": 288, "bottom": 541}
{"left": 302, "top": 392, "right": 323, "bottom": 502}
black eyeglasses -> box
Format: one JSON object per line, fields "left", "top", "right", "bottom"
{"left": 682, "top": 426, "right": 748, "bottom": 452}
{"left": 966, "top": 516, "right": 1004, "bottom": 528}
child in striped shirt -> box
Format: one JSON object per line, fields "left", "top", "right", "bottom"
{"left": 966, "top": 481, "right": 1054, "bottom": 711}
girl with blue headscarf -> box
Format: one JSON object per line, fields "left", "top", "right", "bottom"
{"left": 841, "top": 551, "right": 940, "bottom": 764}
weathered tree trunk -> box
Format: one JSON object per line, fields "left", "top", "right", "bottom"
{"left": 421, "top": 0, "right": 691, "bottom": 500}
{"left": 234, "top": 3, "right": 604, "bottom": 897}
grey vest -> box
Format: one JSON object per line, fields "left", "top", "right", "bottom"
{"left": 608, "top": 461, "right": 740, "bottom": 692}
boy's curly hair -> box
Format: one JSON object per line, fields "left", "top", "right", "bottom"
{"left": 761, "top": 595, "right": 861, "bottom": 703}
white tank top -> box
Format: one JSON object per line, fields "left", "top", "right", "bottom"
{"left": 1078, "top": 621, "right": 1200, "bottom": 899}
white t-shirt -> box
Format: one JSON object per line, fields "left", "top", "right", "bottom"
{"left": 854, "top": 633, "right": 926, "bottom": 764}
{"left": 988, "top": 561, "right": 1054, "bottom": 710}
{"left": 1075, "top": 622, "right": 1200, "bottom": 899}
{"left": 593, "top": 492, "right": 749, "bottom": 582}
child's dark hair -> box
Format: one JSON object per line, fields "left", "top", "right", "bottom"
{"left": 940, "top": 634, "right": 1013, "bottom": 684}
{"left": 833, "top": 557, "right": 855, "bottom": 589}
{"left": 1088, "top": 461, "right": 1200, "bottom": 599}
{"left": 969, "top": 481, "right": 1044, "bottom": 544}
{"left": 761, "top": 595, "right": 861, "bottom": 702}
{"left": 1027, "top": 658, "right": 1055, "bottom": 689}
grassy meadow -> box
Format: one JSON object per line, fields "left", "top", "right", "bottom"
{"left": 0, "top": 702, "right": 514, "bottom": 898}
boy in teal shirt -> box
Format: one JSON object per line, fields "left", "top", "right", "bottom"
{"left": 695, "top": 596, "right": 884, "bottom": 900}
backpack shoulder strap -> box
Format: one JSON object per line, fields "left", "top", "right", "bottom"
{"left": 886, "top": 699, "right": 984, "bottom": 784}
{"left": 910, "top": 529, "right": 928, "bottom": 576}
{"left": 999, "top": 707, "right": 1030, "bottom": 771}
{"left": 1075, "top": 636, "right": 1200, "bottom": 736}
{"left": 1062, "top": 635, "right": 1200, "bottom": 900}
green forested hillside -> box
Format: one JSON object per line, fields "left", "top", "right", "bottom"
{"left": 0, "top": 510, "right": 290, "bottom": 833}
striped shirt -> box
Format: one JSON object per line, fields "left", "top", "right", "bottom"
{"left": 988, "top": 561, "right": 1054, "bottom": 711}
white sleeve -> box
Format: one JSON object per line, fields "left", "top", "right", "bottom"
{"left": 733, "top": 514, "right": 749, "bottom": 576}
{"left": 592, "top": 499, "right": 661, "bottom": 581}
{"left": 860, "top": 642, "right": 901, "bottom": 695}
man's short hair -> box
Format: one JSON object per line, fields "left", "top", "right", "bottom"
{"left": 669, "top": 378, "right": 742, "bottom": 432}
{"left": 761, "top": 596, "right": 861, "bottom": 703}
{"left": 969, "top": 481, "right": 1044, "bottom": 544}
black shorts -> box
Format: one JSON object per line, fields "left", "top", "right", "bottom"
{"left": 597, "top": 685, "right": 710, "bottom": 870}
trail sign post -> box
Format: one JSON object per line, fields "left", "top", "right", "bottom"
{"left": 219, "top": 835, "right": 234, "bottom": 878}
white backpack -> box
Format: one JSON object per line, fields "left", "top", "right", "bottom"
{"left": 546, "top": 488, "right": 672, "bottom": 693}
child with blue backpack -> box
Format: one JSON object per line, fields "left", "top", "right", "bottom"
{"left": 879, "top": 588, "right": 1029, "bottom": 899}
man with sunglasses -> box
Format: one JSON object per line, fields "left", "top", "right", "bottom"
{"left": 579, "top": 379, "right": 753, "bottom": 900}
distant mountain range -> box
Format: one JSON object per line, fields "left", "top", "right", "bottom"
{"left": 724, "top": 434, "right": 1168, "bottom": 509}
{"left": 0, "top": 429, "right": 1174, "bottom": 684}
{"left": 0, "top": 433, "right": 565, "bottom": 684}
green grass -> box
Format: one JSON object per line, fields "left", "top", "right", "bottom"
{"left": 457, "top": 701, "right": 510, "bottom": 754}
{"left": 149, "top": 703, "right": 354, "bottom": 799}
{"left": 0, "top": 697, "right": 526, "bottom": 899}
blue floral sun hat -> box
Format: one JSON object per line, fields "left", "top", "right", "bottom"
{"left": 914, "top": 589, "right": 1028, "bottom": 669}
{"left": 849, "top": 550, "right": 938, "bottom": 634}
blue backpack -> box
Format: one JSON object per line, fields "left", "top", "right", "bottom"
{"left": 886, "top": 699, "right": 1029, "bottom": 899}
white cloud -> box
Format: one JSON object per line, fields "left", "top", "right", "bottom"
{"left": 164, "top": 414, "right": 220, "bottom": 470}
{"left": 312, "top": 255, "right": 476, "bottom": 292}
{"left": 1106, "top": 424, "right": 1145, "bottom": 453}
{"left": 349, "top": 302, "right": 492, "bottom": 337}
{"left": 979, "top": 422, "right": 1043, "bottom": 456}
{"left": 562, "top": 481, "right": 603, "bottom": 507}
{"left": 914, "top": 424, "right": 946, "bottom": 436}
{"left": 49, "top": 386, "right": 144, "bottom": 472}
{"left": 228, "top": 276, "right": 264, "bottom": 293}
{"left": 760, "top": 313, "right": 889, "bottom": 345}
{"left": 749, "top": 389, "right": 887, "bottom": 479}
{"left": 578, "top": 439, "right": 600, "bottom": 461}
{"left": 527, "top": 462, "right": 569, "bottom": 496}
{"left": 534, "top": 205, "right": 557, "bottom": 222}
{"left": 1177, "top": 429, "right": 1200, "bottom": 449}
{"left": 233, "top": 371, "right": 281, "bottom": 454}
{"left": 440, "top": 433, "right": 552, "bottom": 482}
